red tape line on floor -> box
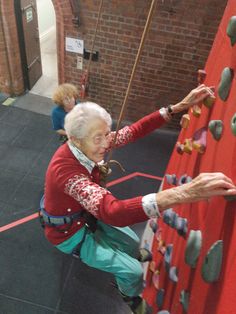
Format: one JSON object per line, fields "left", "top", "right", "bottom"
{"left": 0, "top": 172, "right": 162, "bottom": 233}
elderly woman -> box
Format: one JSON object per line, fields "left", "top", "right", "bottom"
{"left": 51, "top": 83, "right": 80, "bottom": 143}
{"left": 42, "top": 84, "right": 236, "bottom": 314}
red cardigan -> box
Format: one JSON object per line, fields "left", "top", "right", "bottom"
{"left": 44, "top": 110, "right": 166, "bottom": 245}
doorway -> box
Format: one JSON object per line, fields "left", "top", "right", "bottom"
{"left": 30, "top": 0, "right": 58, "bottom": 98}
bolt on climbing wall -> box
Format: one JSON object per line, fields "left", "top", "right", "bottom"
{"left": 142, "top": 1, "right": 236, "bottom": 313}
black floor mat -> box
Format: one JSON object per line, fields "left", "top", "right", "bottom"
{"left": 0, "top": 103, "right": 178, "bottom": 314}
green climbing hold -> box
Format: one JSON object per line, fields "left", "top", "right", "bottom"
{"left": 185, "top": 230, "right": 202, "bottom": 268}
{"left": 218, "top": 67, "right": 234, "bottom": 101}
{"left": 180, "top": 290, "right": 190, "bottom": 313}
{"left": 201, "top": 240, "right": 223, "bottom": 283}
{"left": 227, "top": 16, "right": 236, "bottom": 46}
{"left": 203, "top": 94, "right": 216, "bottom": 108}
{"left": 208, "top": 120, "right": 223, "bottom": 141}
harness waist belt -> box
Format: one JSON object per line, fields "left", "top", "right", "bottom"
{"left": 40, "top": 207, "right": 83, "bottom": 226}
{"left": 39, "top": 196, "right": 83, "bottom": 226}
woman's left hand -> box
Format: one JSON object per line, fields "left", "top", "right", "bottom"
{"left": 171, "top": 84, "right": 215, "bottom": 114}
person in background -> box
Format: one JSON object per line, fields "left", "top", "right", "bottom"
{"left": 41, "top": 84, "right": 236, "bottom": 314}
{"left": 51, "top": 83, "right": 80, "bottom": 143}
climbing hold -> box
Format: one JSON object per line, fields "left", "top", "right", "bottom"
{"left": 201, "top": 240, "right": 223, "bottom": 283}
{"left": 138, "top": 248, "right": 153, "bottom": 263}
{"left": 180, "top": 114, "right": 190, "bottom": 129}
{"left": 158, "top": 239, "right": 166, "bottom": 255}
{"left": 176, "top": 141, "right": 184, "bottom": 154}
{"left": 185, "top": 230, "right": 202, "bottom": 268}
{"left": 165, "top": 174, "right": 177, "bottom": 185}
{"left": 149, "top": 219, "right": 158, "bottom": 233}
{"left": 163, "top": 208, "right": 177, "bottom": 227}
{"left": 169, "top": 266, "right": 178, "bottom": 282}
{"left": 178, "top": 174, "right": 192, "bottom": 185}
{"left": 175, "top": 217, "right": 188, "bottom": 236}
{"left": 227, "top": 16, "right": 236, "bottom": 46}
{"left": 203, "top": 94, "right": 216, "bottom": 108}
{"left": 197, "top": 69, "right": 207, "bottom": 84}
{"left": 149, "top": 261, "right": 157, "bottom": 272}
{"left": 191, "top": 104, "right": 201, "bottom": 117}
{"left": 183, "top": 138, "right": 193, "bottom": 154}
{"left": 155, "top": 228, "right": 162, "bottom": 242}
{"left": 218, "top": 67, "right": 234, "bottom": 101}
{"left": 180, "top": 290, "right": 190, "bottom": 313}
{"left": 158, "top": 245, "right": 166, "bottom": 256}
{"left": 224, "top": 194, "right": 236, "bottom": 201}
{"left": 157, "top": 311, "right": 170, "bottom": 314}
{"left": 231, "top": 113, "right": 236, "bottom": 136}
{"left": 164, "top": 244, "right": 173, "bottom": 271}
{"left": 208, "top": 120, "right": 223, "bottom": 141}
{"left": 192, "top": 127, "right": 207, "bottom": 154}
{"left": 156, "top": 288, "right": 165, "bottom": 309}
{"left": 152, "top": 269, "right": 160, "bottom": 289}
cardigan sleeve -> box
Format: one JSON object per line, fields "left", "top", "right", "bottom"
{"left": 108, "top": 110, "right": 167, "bottom": 148}
{"left": 64, "top": 172, "right": 148, "bottom": 226}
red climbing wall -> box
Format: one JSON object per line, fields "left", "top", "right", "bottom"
{"left": 143, "top": 1, "right": 236, "bottom": 313}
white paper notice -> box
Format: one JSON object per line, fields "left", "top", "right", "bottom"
{"left": 65, "top": 37, "right": 84, "bottom": 54}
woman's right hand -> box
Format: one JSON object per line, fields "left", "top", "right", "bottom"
{"left": 156, "top": 172, "right": 236, "bottom": 211}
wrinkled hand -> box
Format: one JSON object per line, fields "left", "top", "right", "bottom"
{"left": 171, "top": 84, "right": 215, "bottom": 114}
{"left": 156, "top": 172, "right": 236, "bottom": 211}
{"left": 177, "top": 172, "right": 236, "bottom": 202}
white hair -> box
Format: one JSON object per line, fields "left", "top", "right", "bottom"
{"left": 64, "top": 102, "right": 112, "bottom": 139}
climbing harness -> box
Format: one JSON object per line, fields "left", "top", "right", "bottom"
{"left": 39, "top": 195, "right": 97, "bottom": 233}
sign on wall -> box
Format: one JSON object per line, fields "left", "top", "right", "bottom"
{"left": 65, "top": 37, "right": 84, "bottom": 54}
{"left": 26, "top": 8, "right": 33, "bottom": 23}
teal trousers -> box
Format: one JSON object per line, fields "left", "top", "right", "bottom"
{"left": 56, "top": 220, "right": 144, "bottom": 297}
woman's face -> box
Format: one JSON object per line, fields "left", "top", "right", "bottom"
{"left": 63, "top": 96, "right": 76, "bottom": 112}
{"left": 76, "top": 119, "right": 111, "bottom": 163}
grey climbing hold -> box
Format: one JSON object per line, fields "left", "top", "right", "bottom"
{"left": 149, "top": 219, "right": 158, "bottom": 233}
{"left": 175, "top": 217, "right": 188, "bottom": 236}
{"left": 163, "top": 208, "right": 177, "bottom": 227}
{"left": 164, "top": 244, "right": 173, "bottom": 271}
{"left": 201, "top": 240, "right": 223, "bottom": 283}
{"left": 157, "top": 311, "right": 170, "bottom": 314}
{"left": 224, "top": 194, "right": 236, "bottom": 201}
{"left": 218, "top": 67, "right": 234, "bottom": 101}
{"left": 178, "top": 174, "right": 192, "bottom": 185}
{"left": 231, "top": 113, "right": 236, "bottom": 136}
{"left": 169, "top": 266, "right": 178, "bottom": 282}
{"left": 208, "top": 120, "right": 223, "bottom": 141}
{"left": 165, "top": 174, "right": 177, "bottom": 185}
{"left": 180, "top": 290, "right": 190, "bottom": 313}
{"left": 156, "top": 288, "right": 165, "bottom": 309}
{"left": 185, "top": 230, "right": 202, "bottom": 268}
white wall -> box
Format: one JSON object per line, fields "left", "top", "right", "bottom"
{"left": 36, "top": 0, "right": 55, "bottom": 41}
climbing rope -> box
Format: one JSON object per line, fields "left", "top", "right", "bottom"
{"left": 107, "top": 0, "right": 157, "bottom": 163}
{"left": 80, "top": 0, "right": 104, "bottom": 99}
{"left": 100, "top": 0, "right": 157, "bottom": 185}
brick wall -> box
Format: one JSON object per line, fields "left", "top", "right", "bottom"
{"left": 0, "top": 0, "right": 228, "bottom": 129}
{"left": 51, "top": 0, "right": 227, "bottom": 129}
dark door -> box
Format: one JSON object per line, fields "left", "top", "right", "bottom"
{"left": 20, "top": 0, "right": 42, "bottom": 89}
